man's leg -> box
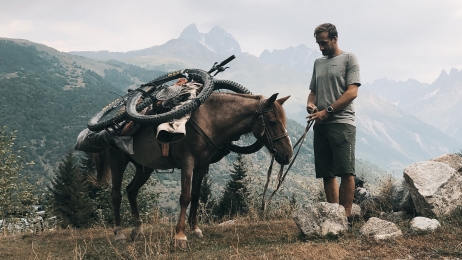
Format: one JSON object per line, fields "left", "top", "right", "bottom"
{"left": 323, "top": 177, "right": 339, "bottom": 203}
{"left": 339, "top": 175, "right": 355, "bottom": 217}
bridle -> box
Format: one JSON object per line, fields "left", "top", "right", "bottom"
{"left": 248, "top": 98, "right": 288, "bottom": 156}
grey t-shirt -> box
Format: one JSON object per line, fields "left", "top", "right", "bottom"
{"left": 309, "top": 52, "right": 361, "bottom": 126}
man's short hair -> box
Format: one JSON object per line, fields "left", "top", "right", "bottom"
{"left": 314, "top": 23, "right": 338, "bottom": 39}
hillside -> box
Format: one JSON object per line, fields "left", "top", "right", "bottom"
{"left": 0, "top": 38, "right": 164, "bottom": 181}
{"left": 0, "top": 38, "right": 388, "bottom": 206}
{"left": 366, "top": 69, "right": 462, "bottom": 143}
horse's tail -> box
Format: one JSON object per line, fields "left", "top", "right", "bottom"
{"left": 93, "top": 149, "right": 111, "bottom": 184}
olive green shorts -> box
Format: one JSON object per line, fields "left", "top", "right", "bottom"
{"left": 313, "top": 123, "right": 356, "bottom": 178}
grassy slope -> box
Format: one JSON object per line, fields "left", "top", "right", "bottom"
{"left": 0, "top": 218, "right": 461, "bottom": 259}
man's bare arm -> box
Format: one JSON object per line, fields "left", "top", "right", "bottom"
{"left": 330, "top": 84, "right": 358, "bottom": 112}
{"left": 306, "top": 90, "right": 317, "bottom": 113}
{"left": 308, "top": 84, "right": 359, "bottom": 122}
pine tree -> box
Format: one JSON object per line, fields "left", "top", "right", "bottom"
{"left": 0, "top": 127, "right": 36, "bottom": 234}
{"left": 48, "top": 151, "right": 96, "bottom": 228}
{"left": 214, "top": 154, "right": 249, "bottom": 219}
{"left": 79, "top": 152, "right": 112, "bottom": 223}
{"left": 200, "top": 175, "right": 212, "bottom": 205}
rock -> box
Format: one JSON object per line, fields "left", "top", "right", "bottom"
{"left": 359, "top": 197, "right": 379, "bottom": 219}
{"left": 354, "top": 187, "right": 372, "bottom": 204}
{"left": 218, "top": 220, "right": 236, "bottom": 226}
{"left": 410, "top": 217, "right": 440, "bottom": 232}
{"left": 360, "top": 217, "right": 403, "bottom": 241}
{"left": 293, "top": 202, "right": 348, "bottom": 236}
{"left": 386, "top": 211, "right": 409, "bottom": 223}
{"left": 431, "top": 153, "right": 462, "bottom": 173}
{"left": 404, "top": 161, "right": 462, "bottom": 218}
{"left": 391, "top": 179, "right": 415, "bottom": 213}
{"left": 351, "top": 203, "right": 361, "bottom": 218}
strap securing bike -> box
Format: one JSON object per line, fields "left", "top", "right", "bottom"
{"left": 136, "top": 88, "right": 157, "bottom": 106}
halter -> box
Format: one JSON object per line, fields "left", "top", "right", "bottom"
{"left": 248, "top": 99, "right": 288, "bottom": 155}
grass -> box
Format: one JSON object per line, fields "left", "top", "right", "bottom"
{"left": 2, "top": 176, "right": 461, "bottom": 259}
{"left": 0, "top": 216, "right": 461, "bottom": 260}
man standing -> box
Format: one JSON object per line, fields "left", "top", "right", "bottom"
{"left": 307, "top": 23, "right": 360, "bottom": 221}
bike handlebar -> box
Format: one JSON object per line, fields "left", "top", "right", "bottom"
{"left": 208, "top": 55, "right": 235, "bottom": 75}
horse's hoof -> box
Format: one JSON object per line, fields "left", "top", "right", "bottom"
{"left": 130, "top": 228, "right": 142, "bottom": 242}
{"left": 114, "top": 233, "right": 126, "bottom": 243}
{"left": 192, "top": 229, "right": 203, "bottom": 238}
{"left": 172, "top": 237, "right": 188, "bottom": 249}
{"left": 114, "top": 227, "right": 126, "bottom": 242}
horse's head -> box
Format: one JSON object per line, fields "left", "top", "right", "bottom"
{"left": 251, "top": 93, "right": 293, "bottom": 165}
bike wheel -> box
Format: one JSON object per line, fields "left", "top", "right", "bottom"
{"left": 87, "top": 70, "right": 185, "bottom": 131}
{"left": 213, "top": 79, "right": 251, "bottom": 94}
{"left": 87, "top": 91, "right": 134, "bottom": 131}
{"left": 126, "top": 69, "right": 214, "bottom": 124}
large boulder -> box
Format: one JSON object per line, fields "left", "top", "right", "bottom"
{"left": 431, "top": 154, "right": 462, "bottom": 173}
{"left": 360, "top": 217, "right": 402, "bottom": 241}
{"left": 293, "top": 202, "right": 348, "bottom": 236}
{"left": 410, "top": 217, "right": 440, "bottom": 232}
{"left": 391, "top": 179, "right": 415, "bottom": 213}
{"left": 404, "top": 161, "right": 462, "bottom": 218}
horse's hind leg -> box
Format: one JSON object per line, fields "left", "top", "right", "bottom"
{"left": 174, "top": 162, "right": 193, "bottom": 248}
{"left": 188, "top": 165, "right": 209, "bottom": 238}
{"left": 108, "top": 149, "right": 129, "bottom": 242}
{"left": 126, "top": 164, "right": 153, "bottom": 241}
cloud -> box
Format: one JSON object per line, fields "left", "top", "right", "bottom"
{"left": 1, "top": 0, "right": 462, "bottom": 83}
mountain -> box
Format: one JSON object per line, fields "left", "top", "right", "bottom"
{"left": 0, "top": 38, "right": 164, "bottom": 182}
{"left": 259, "top": 44, "right": 321, "bottom": 74}
{"left": 65, "top": 24, "right": 462, "bottom": 175}
{"left": 179, "top": 24, "right": 241, "bottom": 55}
{"left": 365, "top": 68, "right": 462, "bottom": 143}
{"left": 0, "top": 37, "right": 389, "bottom": 201}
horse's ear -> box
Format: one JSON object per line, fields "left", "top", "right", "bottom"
{"left": 267, "top": 93, "right": 279, "bottom": 105}
{"left": 277, "top": 95, "right": 290, "bottom": 105}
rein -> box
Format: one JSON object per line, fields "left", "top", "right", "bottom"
{"left": 261, "top": 120, "right": 314, "bottom": 211}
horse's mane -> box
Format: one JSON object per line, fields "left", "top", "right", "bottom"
{"left": 211, "top": 92, "right": 287, "bottom": 126}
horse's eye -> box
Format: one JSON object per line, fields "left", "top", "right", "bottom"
{"left": 268, "top": 120, "right": 277, "bottom": 126}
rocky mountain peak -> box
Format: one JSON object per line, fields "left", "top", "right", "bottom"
{"left": 178, "top": 23, "right": 201, "bottom": 42}
{"left": 449, "top": 68, "right": 461, "bottom": 78}
{"left": 259, "top": 44, "right": 320, "bottom": 73}
{"left": 178, "top": 24, "right": 241, "bottom": 55}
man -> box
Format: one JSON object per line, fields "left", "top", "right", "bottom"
{"left": 307, "top": 23, "right": 360, "bottom": 221}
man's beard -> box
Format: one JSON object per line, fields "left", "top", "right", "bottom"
{"left": 322, "top": 48, "right": 334, "bottom": 57}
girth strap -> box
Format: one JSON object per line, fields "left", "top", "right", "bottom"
{"left": 188, "top": 117, "right": 223, "bottom": 150}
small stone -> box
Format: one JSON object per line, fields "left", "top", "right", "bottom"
{"left": 360, "top": 217, "right": 402, "bottom": 241}
{"left": 293, "top": 202, "right": 348, "bottom": 236}
{"left": 218, "top": 220, "right": 236, "bottom": 226}
{"left": 410, "top": 216, "right": 440, "bottom": 232}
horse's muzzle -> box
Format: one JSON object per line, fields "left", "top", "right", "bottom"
{"left": 275, "top": 154, "right": 292, "bottom": 165}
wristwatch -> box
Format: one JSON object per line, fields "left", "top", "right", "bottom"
{"left": 327, "top": 106, "right": 334, "bottom": 114}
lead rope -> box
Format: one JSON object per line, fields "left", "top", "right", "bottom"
{"left": 261, "top": 120, "right": 314, "bottom": 211}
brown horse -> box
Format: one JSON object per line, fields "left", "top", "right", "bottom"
{"left": 94, "top": 92, "right": 293, "bottom": 247}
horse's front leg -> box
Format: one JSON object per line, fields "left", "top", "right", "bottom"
{"left": 188, "top": 165, "right": 209, "bottom": 238}
{"left": 174, "top": 164, "right": 193, "bottom": 248}
{"left": 126, "top": 164, "right": 153, "bottom": 241}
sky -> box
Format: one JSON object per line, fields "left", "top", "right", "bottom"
{"left": 1, "top": 0, "right": 462, "bottom": 84}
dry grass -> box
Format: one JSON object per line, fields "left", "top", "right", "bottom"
{"left": 2, "top": 177, "right": 461, "bottom": 259}
{"left": 0, "top": 216, "right": 461, "bottom": 260}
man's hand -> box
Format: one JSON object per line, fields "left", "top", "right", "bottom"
{"left": 306, "top": 103, "right": 317, "bottom": 114}
{"left": 307, "top": 109, "right": 329, "bottom": 122}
